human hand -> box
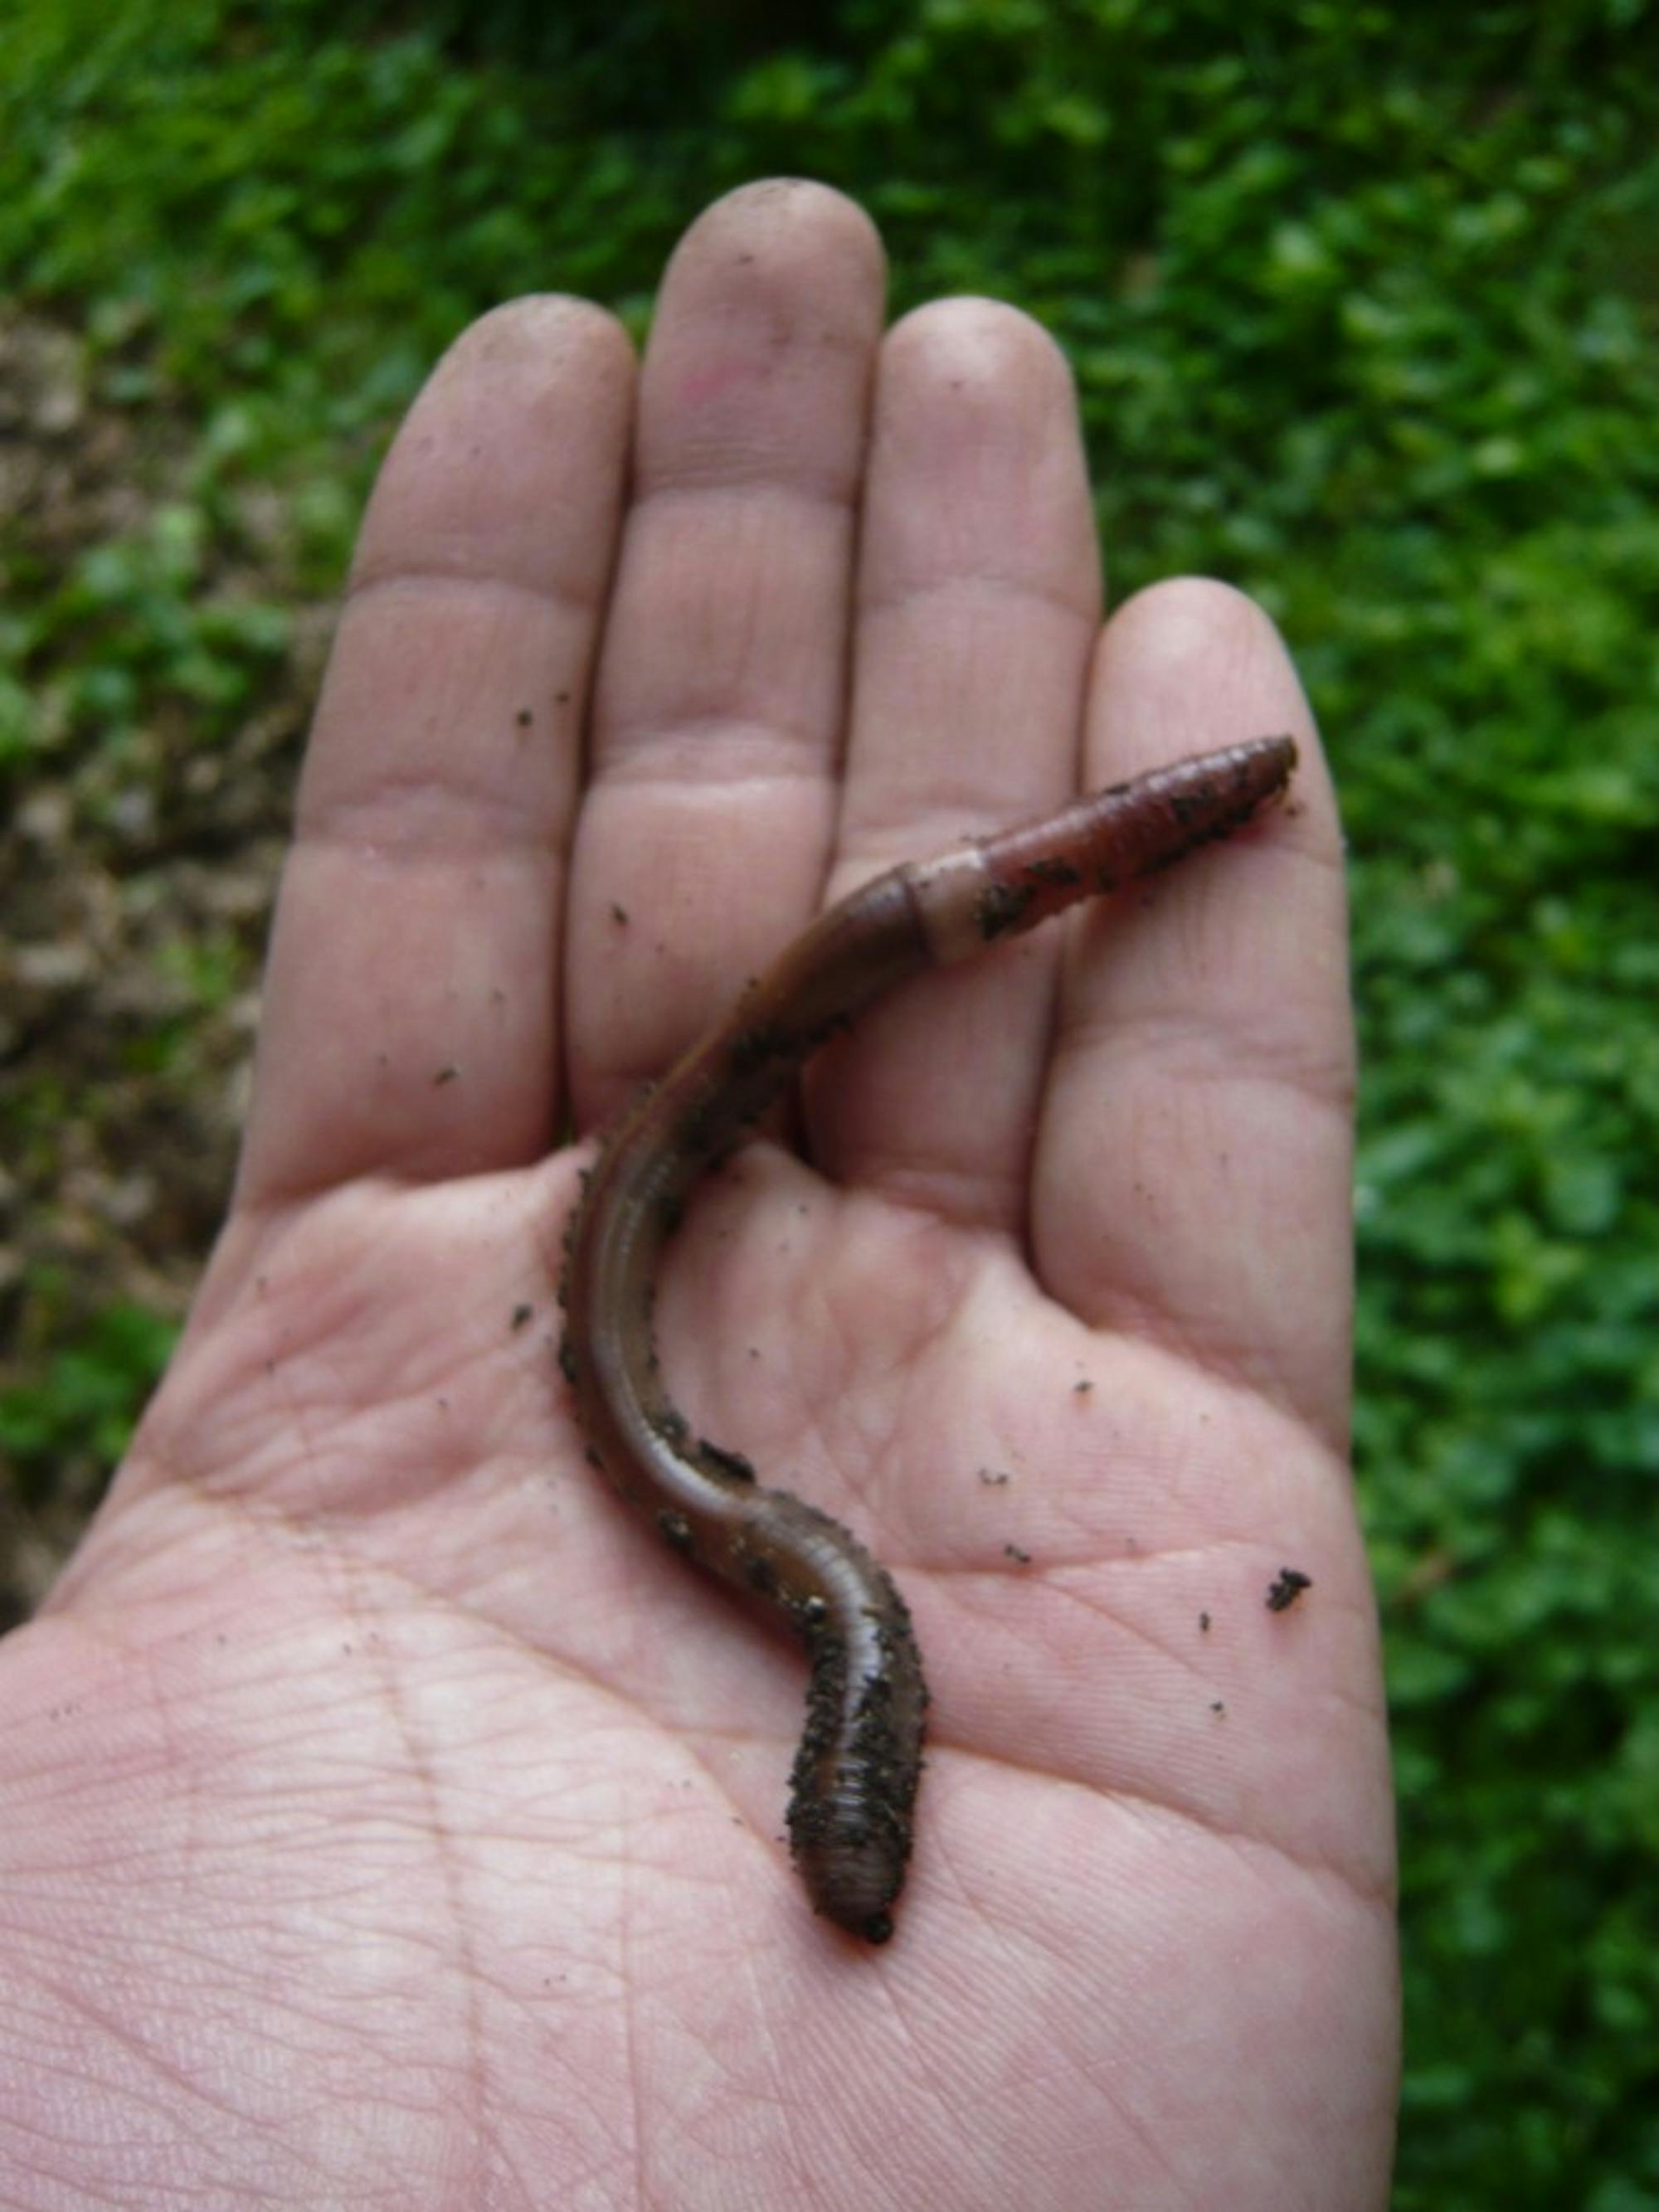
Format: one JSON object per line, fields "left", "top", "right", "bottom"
{"left": 0, "top": 181, "right": 1396, "bottom": 2209}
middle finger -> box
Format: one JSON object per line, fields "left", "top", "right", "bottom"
{"left": 565, "top": 181, "right": 888, "bottom": 1130}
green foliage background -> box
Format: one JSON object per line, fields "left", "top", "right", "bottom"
{"left": 3, "top": 0, "right": 1657, "bottom": 2200}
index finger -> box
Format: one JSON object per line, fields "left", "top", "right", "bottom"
{"left": 236, "top": 297, "right": 634, "bottom": 1213}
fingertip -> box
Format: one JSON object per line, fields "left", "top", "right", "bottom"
{"left": 352, "top": 294, "right": 635, "bottom": 601}
{"left": 660, "top": 177, "right": 887, "bottom": 304}
{"left": 1089, "top": 576, "right": 1345, "bottom": 887}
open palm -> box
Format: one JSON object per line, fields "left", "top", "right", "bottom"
{"left": 0, "top": 182, "right": 1396, "bottom": 2210}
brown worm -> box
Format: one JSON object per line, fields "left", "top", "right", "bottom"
{"left": 557, "top": 734, "right": 1297, "bottom": 1943}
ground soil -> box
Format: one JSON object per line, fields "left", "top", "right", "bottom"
{"left": 1, "top": 308, "right": 335, "bottom": 1621}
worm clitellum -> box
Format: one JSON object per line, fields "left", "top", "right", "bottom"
{"left": 557, "top": 733, "right": 1297, "bottom": 1943}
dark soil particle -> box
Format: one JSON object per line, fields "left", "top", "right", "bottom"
{"left": 655, "top": 1508, "right": 693, "bottom": 1553}
{"left": 1022, "top": 855, "right": 1081, "bottom": 890}
{"left": 974, "top": 878, "right": 1037, "bottom": 939}
{"left": 696, "top": 1437, "right": 757, "bottom": 1485}
{"left": 1266, "top": 1567, "right": 1312, "bottom": 1613}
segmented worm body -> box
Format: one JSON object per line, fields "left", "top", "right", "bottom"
{"left": 557, "top": 735, "right": 1297, "bottom": 1942}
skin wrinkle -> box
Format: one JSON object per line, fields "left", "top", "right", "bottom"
{"left": 32, "top": 1923, "right": 296, "bottom": 2125}
{"left": 342, "top": 560, "right": 602, "bottom": 635}
{"left": 1065, "top": 1231, "right": 1350, "bottom": 1454}
{"left": 1053, "top": 1037, "right": 1358, "bottom": 1169}
{"left": 471, "top": 2113, "right": 535, "bottom": 2212}
{"left": 590, "top": 698, "right": 842, "bottom": 801}
{"left": 823, "top": 1207, "right": 980, "bottom": 1394}
{"left": 927, "top": 1521, "right": 1389, "bottom": 1876}
{"left": 133, "top": 1629, "right": 195, "bottom": 1894}
{"left": 854, "top": 560, "right": 1101, "bottom": 637}
{"left": 847, "top": 1967, "right": 946, "bottom": 2127}
{"left": 1057, "top": 971, "right": 1358, "bottom": 1119}
{"left": 72, "top": 1488, "right": 864, "bottom": 2112}
{"left": 616, "top": 1796, "right": 652, "bottom": 2212}
{"left": 720, "top": 1194, "right": 985, "bottom": 1534}
{"left": 232, "top": 1162, "right": 551, "bottom": 1247}
{"left": 863, "top": 1265, "right": 1318, "bottom": 1557}
{"left": 1110, "top": 1781, "right": 1399, "bottom": 1919}
{"left": 649, "top": 269, "right": 880, "bottom": 373}
{"left": 23, "top": 2000, "right": 265, "bottom": 2175}
{"left": 225, "top": 1278, "right": 346, "bottom": 1510}
{"left": 628, "top": 1928, "right": 836, "bottom": 2185}
{"left": 294, "top": 782, "right": 568, "bottom": 862}
{"left": 1087, "top": 2058, "right": 1192, "bottom": 2210}
{"left": 104, "top": 1477, "right": 799, "bottom": 1869}
{"left": 589, "top": 717, "right": 840, "bottom": 789}
{"left": 681, "top": 1148, "right": 963, "bottom": 1324}
{"left": 1048, "top": 1379, "right": 1340, "bottom": 1563}
{"left": 822, "top": 1141, "right": 1035, "bottom": 1237}
{"left": 207, "top": 1184, "right": 551, "bottom": 1400}
{"left": 239, "top": 1004, "right": 561, "bottom": 1215}
{"left": 727, "top": 1949, "right": 802, "bottom": 2151}
{"left": 895, "top": 1891, "right": 1188, "bottom": 2204}
{"left": 629, "top": 457, "right": 864, "bottom": 517}
{"left": 323, "top": 1555, "right": 489, "bottom": 2130}
{"left": 951, "top": 1520, "right": 1366, "bottom": 1607}
{"left": 240, "top": 1045, "right": 545, "bottom": 1200}
{"left": 1037, "top": 1017, "right": 1354, "bottom": 1443}
{"left": 643, "top": 390, "right": 864, "bottom": 503}
{"left": 781, "top": 1225, "right": 1306, "bottom": 1565}
{"left": 209, "top": 1187, "right": 1274, "bottom": 1634}
{"left": 594, "top": 631, "right": 845, "bottom": 761}
{"left": 1026, "top": 1548, "right": 1374, "bottom": 1728}
{"left": 954, "top": 1736, "right": 1393, "bottom": 1910}
{"left": 644, "top": 297, "right": 871, "bottom": 397}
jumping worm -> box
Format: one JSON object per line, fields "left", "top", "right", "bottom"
{"left": 557, "top": 733, "right": 1297, "bottom": 1942}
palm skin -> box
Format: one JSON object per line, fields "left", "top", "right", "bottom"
{"left": 0, "top": 182, "right": 1397, "bottom": 2210}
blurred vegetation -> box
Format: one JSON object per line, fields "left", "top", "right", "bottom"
{"left": 2, "top": 0, "right": 1657, "bottom": 2200}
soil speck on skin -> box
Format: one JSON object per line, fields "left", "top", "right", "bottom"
{"left": 1266, "top": 1567, "right": 1312, "bottom": 1613}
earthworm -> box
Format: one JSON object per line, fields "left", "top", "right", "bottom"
{"left": 557, "top": 733, "right": 1297, "bottom": 1942}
